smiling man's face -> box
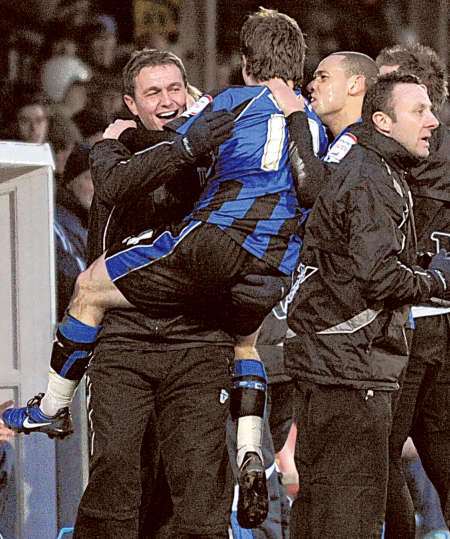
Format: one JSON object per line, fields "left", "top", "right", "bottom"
{"left": 124, "top": 63, "right": 187, "bottom": 130}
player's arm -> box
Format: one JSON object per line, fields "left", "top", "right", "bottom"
{"left": 265, "top": 79, "right": 334, "bottom": 208}
{"left": 287, "top": 112, "right": 333, "bottom": 207}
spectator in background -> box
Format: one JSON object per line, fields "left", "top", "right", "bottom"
{"left": 41, "top": 54, "right": 91, "bottom": 119}
{"left": 74, "top": 76, "right": 125, "bottom": 131}
{"left": 47, "top": 111, "right": 82, "bottom": 181}
{"left": 54, "top": 144, "right": 93, "bottom": 320}
{"left": 44, "top": 0, "right": 94, "bottom": 42}
{"left": 83, "top": 20, "right": 121, "bottom": 81}
{"left": 3, "top": 83, "right": 49, "bottom": 144}
{"left": 72, "top": 108, "right": 108, "bottom": 145}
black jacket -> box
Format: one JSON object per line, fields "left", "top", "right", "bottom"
{"left": 88, "top": 124, "right": 233, "bottom": 350}
{"left": 408, "top": 123, "right": 450, "bottom": 255}
{"left": 87, "top": 126, "right": 201, "bottom": 264}
{"left": 286, "top": 127, "right": 442, "bottom": 389}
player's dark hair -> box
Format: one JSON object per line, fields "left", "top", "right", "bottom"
{"left": 240, "top": 8, "right": 305, "bottom": 88}
{"left": 122, "top": 48, "right": 187, "bottom": 97}
{"left": 376, "top": 43, "right": 448, "bottom": 112}
{"left": 362, "top": 72, "right": 422, "bottom": 123}
{"left": 331, "top": 51, "right": 379, "bottom": 91}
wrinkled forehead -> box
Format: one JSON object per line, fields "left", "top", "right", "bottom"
{"left": 135, "top": 64, "right": 186, "bottom": 88}
{"left": 391, "top": 82, "right": 431, "bottom": 109}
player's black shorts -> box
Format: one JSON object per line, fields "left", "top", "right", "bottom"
{"left": 105, "top": 220, "right": 284, "bottom": 336}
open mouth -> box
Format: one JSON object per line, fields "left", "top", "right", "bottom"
{"left": 156, "top": 110, "right": 179, "bottom": 121}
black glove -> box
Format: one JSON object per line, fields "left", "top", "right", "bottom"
{"left": 428, "top": 249, "right": 450, "bottom": 298}
{"left": 177, "top": 110, "right": 235, "bottom": 161}
{"left": 231, "top": 274, "right": 290, "bottom": 311}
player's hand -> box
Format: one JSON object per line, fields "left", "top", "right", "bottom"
{"left": 179, "top": 110, "right": 235, "bottom": 160}
{"left": 0, "top": 401, "right": 15, "bottom": 443}
{"left": 265, "top": 78, "right": 305, "bottom": 116}
{"left": 103, "top": 119, "right": 137, "bottom": 140}
{"left": 231, "top": 274, "right": 290, "bottom": 309}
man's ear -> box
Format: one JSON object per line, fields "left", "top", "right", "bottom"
{"left": 372, "top": 110, "right": 392, "bottom": 135}
{"left": 123, "top": 94, "right": 138, "bottom": 116}
{"left": 348, "top": 74, "right": 365, "bottom": 96}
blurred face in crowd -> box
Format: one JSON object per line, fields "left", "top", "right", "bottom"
{"left": 69, "top": 169, "right": 94, "bottom": 210}
{"left": 17, "top": 104, "right": 48, "bottom": 143}
{"left": 123, "top": 63, "right": 187, "bottom": 130}
{"left": 52, "top": 38, "right": 78, "bottom": 57}
{"left": 64, "top": 82, "right": 88, "bottom": 117}
{"left": 90, "top": 32, "right": 117, "bottom": 68}
{"left": 307, "top": 55, "right": 354, "bottom": 121}
{"left": 374, "top": 83, "right": 438, "bottom": 158}
{"left": 58, "top": 0, "right": 91, "bottom": 26}
{"left": 99, "top": 89, "right": 123, "bottom": 122}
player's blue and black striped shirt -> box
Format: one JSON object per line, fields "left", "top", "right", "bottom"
{"left": 170, "top": 85, "right": 327, "bottom": 275}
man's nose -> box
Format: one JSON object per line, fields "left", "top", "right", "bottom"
{"left": 426, "top": 111, "right": 439, "bottom": 130}
{"left": 159, "top": 90, "right": 172, "bottom": 106}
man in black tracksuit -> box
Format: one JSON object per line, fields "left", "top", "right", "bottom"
{"left": 284, "top": 73, "right": 449, "bottom": 538}
{"left": 375, "top": 44, "right": 450, "bottom": 537}
{"left": 81, "top": 121, "right": 238, "bottom": 538}
{"left": 74, "top": 48, "right": 287, "bottom": 537}
{"left": 71, "top": 51, "right": 239, "bottom": 538}
{"left": 269, "top": 45, "right": 450, "bottom": 536}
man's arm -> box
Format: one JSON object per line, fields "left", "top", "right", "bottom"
{"left": 90, "top": 112, "right": 234, "bottom": 207}
{"left": 90, "top": 124, "right": 190, "bottom": 207}
{"left": 266, "top": 79, "right": 333, "bottom": 208}
{"left": 349, "top": 179, "right": 445, "bottom": 307}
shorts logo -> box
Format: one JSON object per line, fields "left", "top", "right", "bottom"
{"left": 123, "top": 229, "right": 154, "bottom": 246}
{"left": 219, "top": 389, "right": 229, "bottom": 404}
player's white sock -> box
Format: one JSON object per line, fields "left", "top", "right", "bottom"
{"left": 236, "top": 415, "right": 264, "bottom": 468}
{"left": 40, "top": 368, "right": 78, "bottom": 417}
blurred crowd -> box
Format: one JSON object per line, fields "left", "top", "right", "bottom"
{"left": 0, "top": 1, "right": 448, "bottom": 538}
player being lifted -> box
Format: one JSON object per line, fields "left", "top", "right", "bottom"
{"left": 4, "top": 8, "right": 326, "bottom": 528}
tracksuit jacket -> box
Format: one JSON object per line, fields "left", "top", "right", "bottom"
{"left": 286, "top": 126, "right": 442, "bottom": 389}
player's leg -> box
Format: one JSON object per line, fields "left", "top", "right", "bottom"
{"left": 2, "top": 253, "right": 133, "bottom": 437}
{"left": 3, "top": 221, "right": 211, "bottom": 437}
{"left": 231, "top": 330, "right": 269, "bottom": 528}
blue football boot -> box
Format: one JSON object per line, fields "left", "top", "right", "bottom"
{"left": 2, "top": 393, "right": 73, "bottom": 439}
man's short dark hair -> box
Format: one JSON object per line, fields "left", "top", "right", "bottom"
{"left": 122, "top": 48, "right": 187, "bottom": 97}
{"left": 376, "top": 44, "right": 448, "bottom": 112}
{"left": 12, "top": 83, "right": 48, "bottom": 117}
{"left": 240, "top": 8, "right": 306, "bottom": 88}
{"left": 362, "top": 72, "right": 422, "bottom": 123}
{"left": 331, "top": 51, "right": 379, "bottom": 91}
